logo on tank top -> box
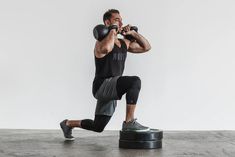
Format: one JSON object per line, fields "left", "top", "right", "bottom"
{"left": 113, "top": 52, "right": 126, "bottom": 61}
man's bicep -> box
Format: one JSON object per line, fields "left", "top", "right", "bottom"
{"left": 94, "top": 42, "right": 106, "bottom": 58}
{"left": 94, "top": 41, "right": 101, "bottom": 54}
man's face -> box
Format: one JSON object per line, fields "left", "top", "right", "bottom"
{"left": 105, "top": 13, "right": 123, "bottom": 29}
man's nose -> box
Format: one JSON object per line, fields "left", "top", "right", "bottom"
{"left": 119, "top": 21, "right": 123, "bottom": 27}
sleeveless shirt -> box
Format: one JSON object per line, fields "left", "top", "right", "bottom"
{"left": 92, "top": 39, "right": 127, "bottom": 96}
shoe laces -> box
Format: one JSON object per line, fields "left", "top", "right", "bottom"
{"left": 131, "top": 118, "right": 138, "bottom": 124}
{"left": 132, "top": 118, "right": 145, "bottom": 127}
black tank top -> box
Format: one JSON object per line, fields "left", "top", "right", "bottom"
{"left": 92, "top": 39, "right": 127, "bottom": 96}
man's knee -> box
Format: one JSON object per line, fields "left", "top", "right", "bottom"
{"left": 131, "top": 76, "right": 141, "bottom": 90}
{"left": 92, "top": 115, "right": 111, "bottom": 133}
{"left": 93, "top": 126, "right": 105, "bottom": 133}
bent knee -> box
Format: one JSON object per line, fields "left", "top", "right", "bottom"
{"left": 93, "top": 127, "right": 105, "bottom": 133}
{"left": 131, "top": 76, "right": 141, "bottom": 90}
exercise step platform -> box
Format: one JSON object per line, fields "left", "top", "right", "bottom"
{"left": 119, "top": 129, "right": 163, "bottom": 149}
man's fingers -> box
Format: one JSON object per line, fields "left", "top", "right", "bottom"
{"left": 122, "top": 24, "right": 131, "bottom": 33}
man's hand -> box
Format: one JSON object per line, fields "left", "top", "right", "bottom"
{"left": 121, "top": 24, "right": 137, "bottom": 36}
{"left": 110, "top": 22, "right": 122, "bottom": 34}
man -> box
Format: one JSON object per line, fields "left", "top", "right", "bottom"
{"left": 60, "top": 9, "right": 151, "bottom": 140}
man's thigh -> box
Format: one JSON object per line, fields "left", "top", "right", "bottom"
{"left": 95, "top": 76, "right": 120, "bottom": 101}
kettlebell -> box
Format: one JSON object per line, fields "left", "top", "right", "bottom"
{"left": 93, "top": 24, "right": 138, "bottom": 41}
{"left": 93, "top": 24, "right": 118, "bottom": 41}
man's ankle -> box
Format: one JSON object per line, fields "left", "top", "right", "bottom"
{"left": 66, "top": 120, "right": 71, "bottom": 127}
{"left": 125, "top": 118, "right": 134, "bottom": 123}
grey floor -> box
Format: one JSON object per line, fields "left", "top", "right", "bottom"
{"left": 0, "top": 129, "right": 235, "bottom": 157}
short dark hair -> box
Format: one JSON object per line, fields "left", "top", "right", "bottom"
{"left": 103, "top": 9, "right": 120, "bottom": 24}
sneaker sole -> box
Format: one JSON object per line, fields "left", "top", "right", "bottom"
{"left": 122, "top": 128, "right": 150, "bottom": 132}
{"left": 64, "top": 137, "right": 75, "bottom": 141}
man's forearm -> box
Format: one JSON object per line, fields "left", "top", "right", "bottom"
{"left": 131, "top": 32, "right": 151, "bottom": 50}
{"left": 99, "top": 30, "right": 116, "bottom": 53}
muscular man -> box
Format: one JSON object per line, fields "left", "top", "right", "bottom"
{"left": 60, "top": 9, "right": 151, "bottom": 140}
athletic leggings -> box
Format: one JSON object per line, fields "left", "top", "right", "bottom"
{"left": 81, "top": 115, "right": 111, "bottom": 133}
{"left": 116, "top": 76, "right": 141, "bottom": 104}
{"left": 81, "top": 76, "right": 141, "bottom": 132}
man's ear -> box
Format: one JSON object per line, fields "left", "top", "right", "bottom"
{"left": 104, "top": 20, "right": 111, "bottom": 26}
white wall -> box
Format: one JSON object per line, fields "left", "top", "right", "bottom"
{"left": 0, "top": 0, "right": 235, "bottom": 130}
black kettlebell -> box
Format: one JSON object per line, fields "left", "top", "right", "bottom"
{"left": 93, "top": 24, "right": 118, "bottom": 41}
{"left": 93, "top": 24, "right": 138, "bottom": 41}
